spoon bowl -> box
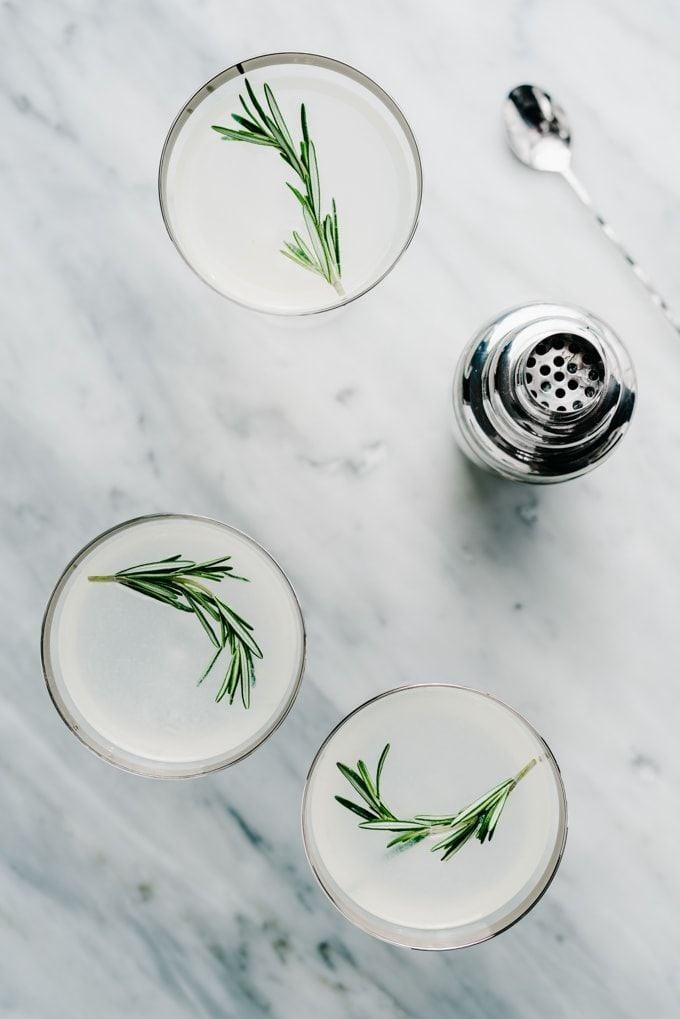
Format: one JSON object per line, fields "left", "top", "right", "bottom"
{"left": 504, "top": 84, "right": 571, "bottom": 173}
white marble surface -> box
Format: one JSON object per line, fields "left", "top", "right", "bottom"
{"left": 2, "top": 1, "right": 680, "bottom": 1015}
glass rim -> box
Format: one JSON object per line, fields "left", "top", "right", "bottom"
{"left": 301, "top": 682, "right": 568, "bottom": 951}
{"left": 158, "top": 51, "right": 423, "bottom": 317}
{"left": 41, "top": 513, "right": 307, "bottom": 779}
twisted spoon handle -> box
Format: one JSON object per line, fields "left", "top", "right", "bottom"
{"left": 561, "top": 167, "right": 680, "bottom": 336}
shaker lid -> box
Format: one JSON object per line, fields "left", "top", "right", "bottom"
{"left": 454, "top": 303, "right": 636, "bottom": 482}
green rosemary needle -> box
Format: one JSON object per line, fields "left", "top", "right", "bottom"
{"left": 88, "top": 554, "right": 262, "bottom": 709}
{"left": 211, "top": 79, "right": 343, "bottom": 294}
{"left": 336, "top": 744, "right": 537, "bottom": 861}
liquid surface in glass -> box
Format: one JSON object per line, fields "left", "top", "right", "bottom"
{"left": 303, "top": 686, "right": 565, "bottom": 948}
{"left": 44, "top": 517, "right": 305, "bottom": 773}
{"left": 161, "top": 57, "right": 420, "bottom": 314}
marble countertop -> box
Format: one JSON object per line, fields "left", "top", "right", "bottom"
{"left": 2, "top": 1, "right": 680, "bottom": 1015}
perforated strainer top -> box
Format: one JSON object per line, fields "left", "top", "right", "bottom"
{"left": 521, "top": 333, "right": 605, "bottom": 414}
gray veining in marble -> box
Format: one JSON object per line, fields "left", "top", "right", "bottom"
{"left": 2, "top": 1, "right": 680, "bottom": 1015}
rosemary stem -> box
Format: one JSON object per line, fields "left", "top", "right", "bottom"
{"left": 337, "top": 746, "right": 541, "bottom": 862}
{"left": 512, "top": 757, "right": 538, "bottom": 786}
{"left": 213, "top": 82, "right": 341, "bottom": 291}
{"left": 87, "top": 554, "right": 260, "bottom": 708}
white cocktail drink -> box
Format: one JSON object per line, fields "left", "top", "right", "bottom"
{"left": 43, "top": 515, "right": 305, "bottom": 776}
{"left": 161, "top": 56, "right": 421, "bottom": 314}
{"left": 303, "top": 685, "right": 566, "bottom": 949}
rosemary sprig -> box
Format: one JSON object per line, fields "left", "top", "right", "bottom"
{"left": 336, "top": 744, "right": 537, "bottom": 861}
{"left": 88, "top": 554, "right": 262, "bottom": 708}
{"left": 212, "top": 80, "right": 343, "bottom": 295}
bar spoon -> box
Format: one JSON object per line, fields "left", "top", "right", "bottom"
{"left": 504, "top": 83, "right": 679, "bottom": 335}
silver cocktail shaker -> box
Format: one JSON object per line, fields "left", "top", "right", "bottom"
{"left": 452, "top": 302, "right": 636, "bottom": 483}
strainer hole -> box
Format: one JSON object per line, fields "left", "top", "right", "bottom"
{"left": 541, "top": 381, "right": 551, "bottom": 392}
{"left": 527, "top": 356, "right": 536, "bottom": 368}
{"left": 554, "top": 371, "right": 565, "bottom": 382}
{"left": 557, "top": 405, "right": 566, "bottom": 412}
{"left": 555, "top": 388, "right": 565, "bottom": 398}
{"left": 585, "top": 386, "right": 595, "bottom": 398}
{"left": 553, "top": 356, "right": 564, "bottom": 367}
{"left": 567, "top": 362, "right": 578, "bottom": 374}
{"left": 588, "top": 369, "right": 599, "bottom": 381}
{"left": 540, "top": 365, "right": 550, "bottom": 376}
{"left": 567, "top": 379, "right": 578, "bottom": 390}
{"left": 526, "top": 372, "right": 533, "bottom": 383}
{"left": 552, "top": 338, "right": 565, "bottom": 350}
{"left": 536, "top": 344, "right": 548, "bottom": 356}
{"left": 573, "top": 399, "right": 583, "bottom": 410}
